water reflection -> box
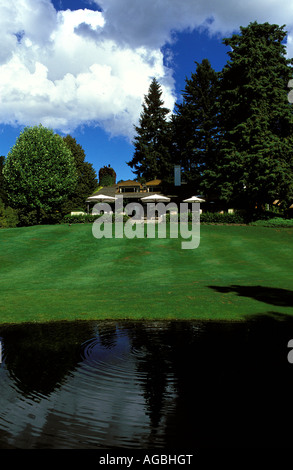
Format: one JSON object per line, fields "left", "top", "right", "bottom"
{"left": 0, "top": 317, "right": 293, "bottom": 449}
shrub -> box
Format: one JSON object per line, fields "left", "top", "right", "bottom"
{"left": 164, "top": 211, "right": 245, "bottom": 224}
{"left": 62, "top": 214, "right": 100, "bottom": 224}
{"left": 249, "top": 217, "right": 293, "bottom": 227}
{"left": 17, "top": 209, "right": 38, "bottom": 227}
{"left": 0, "top": 199, "right": 19, "bottom": 228}
{"left": 194, "top": 211, "right": 245, "bottom": 224}
{"left": 62, "top": 213, "right": 130, "bottom": 224}
{"left": 16, "top": 208, "right": 64, "bottom": 226}
{"left": 248, "top": 209, "right": 285, "bottom": 221}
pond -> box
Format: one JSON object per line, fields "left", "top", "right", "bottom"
{"left": 0, "top": 317, "right": 293, "bottom": 449}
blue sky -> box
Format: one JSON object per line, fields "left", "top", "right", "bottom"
{"left": 0, "top": 0, "right": 293, "bottom": 182}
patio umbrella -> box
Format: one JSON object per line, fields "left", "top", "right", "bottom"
{"left": 183, "top": 196, "right": 205, "bottom": 203}
{"left": 86, "top": 194, "right": 117, "bottom": 203}
{"left": 140, "top": 194, "right": 171, "bottom": 203}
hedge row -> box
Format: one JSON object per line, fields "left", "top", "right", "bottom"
{"left": 194, "top": 212, "right": 293, "bottom": 226}
{"left": 62, "top": 212, "right": 293, "bottom": 227}
{"left": 62, "top": 213, "right": 130, "bottom": 224}
{"left": 196, "top": 212, "right": 245, "bottom": 224}
{"left": 163, "top": 211, "right": 244, "bottom": 224}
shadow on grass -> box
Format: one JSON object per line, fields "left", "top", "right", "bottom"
{"left": 208, "top": 284, "right": 293, "bottom": 307}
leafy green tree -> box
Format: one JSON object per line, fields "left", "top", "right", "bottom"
{"left": 207, "top": 22, "right": 293, "bottom": 210}
{"left": 127, "top": 78, "right": 172, "bottom": 181}
{"left": 99, "top": 164, "right": 116, "bottom": 186}
{"left": 62, "top": 135, "right": 97, "bottom": 212}
{"left": 0, "top": 155, "right": 20, "bottom": 227}
{"left": 3, "top": 125, "right": 78, "bottom": 223}
{"left": 0, "top": 155, "right": 7, "bottom": 204}
{"left": 172, "top": 59, "right": 219, "bottom": 187}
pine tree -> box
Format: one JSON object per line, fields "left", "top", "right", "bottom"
{"left": 127, "top": 78, "right": 172, "bottom": 181}
{"left": 172, "top": 59, "right": 219, "bottom": 188}
{"left": 208, "top": 22, "right": 293, "bottom": 210}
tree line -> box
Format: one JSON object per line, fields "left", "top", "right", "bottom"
{"left": 128, "top": 22, "right": 293, "bottom": 212}
{"left": 1, "top": 21, "right": 293, "bottom": 228}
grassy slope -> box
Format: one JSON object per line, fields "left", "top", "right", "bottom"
{"left": 0, "top": 223, "right": 292, "bottom": 323}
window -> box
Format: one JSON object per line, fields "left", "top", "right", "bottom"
{"left": 120, "top": 187, "right": 137, "bottom": 192}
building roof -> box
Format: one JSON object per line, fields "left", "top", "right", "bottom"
{"left": 117, "top": 180, "right": 142, "bottom": 187}
{"left": 145, "top": 179, "right": 162, "bottom": 186}
{"left": 87, "top": 180, "right": 172, "bottom": 201}
{"left": 88, "top": 185, "right": 117, "bottom": 199}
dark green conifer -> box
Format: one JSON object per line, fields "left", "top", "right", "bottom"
{"left": 127, "top": 78, "right": 172, "bottom": 181}
{"left": 210, "top": 22, "right": 293, "bottom": 209}
{"left": 172, "top": 59, "right": 219, "bottom": 188}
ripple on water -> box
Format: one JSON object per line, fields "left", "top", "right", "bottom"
{"left": 0, "top": 323, "right": 179, "bottom": 449}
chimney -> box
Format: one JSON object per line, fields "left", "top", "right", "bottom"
{"left": 174, "top": 165, "right": 181, "bottom": 186}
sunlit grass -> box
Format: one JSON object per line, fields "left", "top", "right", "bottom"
{"left": 0, "top": 223, "right": 292, "bottom": 323}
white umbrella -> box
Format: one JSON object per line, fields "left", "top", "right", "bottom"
{"left": 140, "top": 193, "right": 171, "bottom": 202}
{"left": 183, "top": 196, "right": 205, "bottom": 203}
{"left": 87, "top": 194, "right": 117, "bottom": 203}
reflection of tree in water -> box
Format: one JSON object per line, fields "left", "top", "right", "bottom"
{"left": 125, "top": 322, "right": 173, "bottom": 432}
{"left": 123, "top": 321, "right": 212, "bottom": 447}
{"left": 120, "top": 316, "right": 293, "bottom": 449}
{"left": 0, "top": 320, "right": 96, "bottom": 397}
{"left": 97, "top": 321, "right": 118, "bottom": 349}
{"left": 3, "top": 315, "right": 293, "bottom": 449}
{"left": 164, "top": 314, "right": 293, "bottom": 449}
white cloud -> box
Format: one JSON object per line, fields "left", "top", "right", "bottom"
{"left": 96, "top": 0, "right": 293, "bottom": 44}
{"left": 95, "top": 0, "right": 293, "bottom": 62}
{"left": 0, "top": 0, "right": 57, "bottom": 63}
{"left": 0, "top": 0, "right": 293, "bottom": 139}
{"left": 0, "top": 0, "right": 176, "bottom": 138}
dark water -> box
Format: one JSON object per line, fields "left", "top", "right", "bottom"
{"left": 1, "top": 317, "right": 293, "bottom": 449}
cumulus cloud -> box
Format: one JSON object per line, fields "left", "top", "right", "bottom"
{"left": 0, "top": 0, "right": 175, "bottom": 138}
{"left": 96, "top": 0, "right": 293, "bottom": 44}
{"left": 1, "top": 0, "right": 293, "bottom": 139}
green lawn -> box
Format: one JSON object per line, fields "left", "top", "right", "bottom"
{"left": 0, "top": 223, "right": 292, "bottom": 324}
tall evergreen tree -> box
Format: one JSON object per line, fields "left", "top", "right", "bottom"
{"left": 62, "top": 135, "right": 97, "bottom": 212}
{"left": 172, "top": 59, "right": 219, "bottom": 188}
{"left": 206, "top": 22, "right": 293, "bottom": 209}
{"left": 127, "top": 78, "right": 172, "bottom": 181}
